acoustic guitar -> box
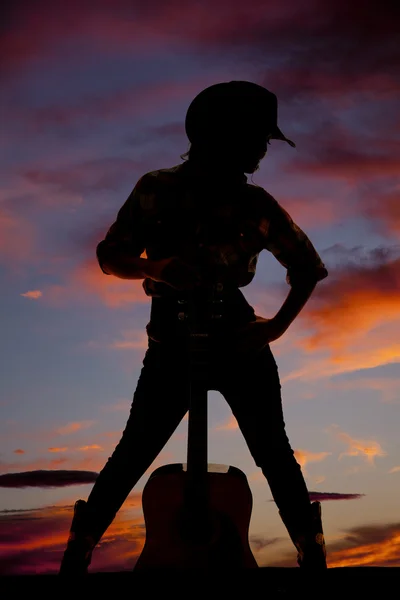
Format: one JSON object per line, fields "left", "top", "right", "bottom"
{"left": 134, "top": 283, "right": 258, "bottom": 569}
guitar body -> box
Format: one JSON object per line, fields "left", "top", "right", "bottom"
{"left": 135, "top": 463, "right": 258, "bottom": 569}
{"left": 134, "top": 285, "right": 258, "bottom": 569}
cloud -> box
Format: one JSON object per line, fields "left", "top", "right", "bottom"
{"left": 108, "top": 330, "right": 149, "bottom": 350}
{"left": 269, "top": 489, "right": 364, "bottom": 503}
{"left": 313, "top": 476, "right": 325, "bottom": 485}
{"left": 0, "top": 455, "right": 106, "bottom": 476}
{"left": 360, "top": 184, "right": 400, "bottom": 237}
{"left": 0, "top": 209, "right": 37, "bottom": 265}
{"left": 328, "top": 522, "right": 400, "bottom": 568}
{"left": 250, "top": 535, "right": 280, "bottom": 552}
{"left": 329, "top": 425, "right": 387, "bottom": 465}
{"left": 268, "top": 521, "right": 400, "bottom": 568}
{"left": 7, "top": 74, "right": 212, "bottom": 136}
{"left": 20, "top": 290, "right": 42, "bottom": 299}
{"left": 302, "top": 250, "right": 400, "bottom": 351}
{"left": 101, "top": 400, "right": 131, "bottom": 413}
{"left": 55, "top": 421, "right": 94, "bottom": 435}
{"left": 3, "top": 1, "right": 398, "bottom": 93}
{"left": 43, "top": 258, "right": 148, "bottom": 309}
{"left": 293, "top": 449, "right": 331, "bottom": 474}
{"left": 0, "top": 499, "right": 144, "bottom": 575}
{"left": 280, "top": 247, "right": 400, "bottom": 380}
{"left": 285, "top": 131, "right": 400, "bottom": 183}
{"left": 135, "top": 122, "right": 186, "bottom": 144}
{"left": 13, "top": 449, "right": 25, "bottom": 455}
{"left": 48, "top": 445, "right": 103, "bottom": 452}
{"left": 389, "top": 466, "right": 400, "bottom": 474}
{"left": 0, "top": 469, "right": 98, "bottom": 488}
{"left": 214, "top": 415, "right": 239, "bottom": 431}
{"left": 24, "top": 157, "right": 146, "bottom": 195}
{"left": 308, "top": 491, "right": 365, "bottom": 502}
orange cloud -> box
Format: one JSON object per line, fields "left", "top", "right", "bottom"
{"left": 55, "top": 421, "right": 94, "bottom": 435}
{"left": 301, "top": 260, "right": 400, "bottom": 352}
{"left": 78, "top": 445, "right": 103, "bottom": 451}
{"left": 0, "top": 501, "right": 144, "bottom": 574}
{"left": 13, "top": 449, "right": 25, "bottom": 455}
{"left": 330, "top": 425, "right": 386, "bottom": 465}
{"left": 48, "top": 447, "right": 68, "bottom": 453}
{"left": 389, "top": 466, "right": 400, "bottom": 474}
{"left": 20, "top": 290, "right": 42, "bottom": 299}
{"left": 281, "top": 256, "right": 400, "bottom": 381}
{"left": 293, "top": 449, "right": 331, "bottom": 474}
{"left": 268, "top": 523, "right": 400, "bottom": 568}
{"left": 44, "top": 258, "right": 148, "bottom": 309}
{"left": 108, "top": 330, "right": 148, "bottom": 350}
{"left": 328, "top": 530, "right": 400, "bottom": 568}
{"left": 314, "top": 476, "right": 326, "bottom": 485}
{"left": 214, "top": 414, "right": 239, "bottom": 431}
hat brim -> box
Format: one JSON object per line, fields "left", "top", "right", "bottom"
{"left": 270, "top": 126, "right": 296, "bottom": 148}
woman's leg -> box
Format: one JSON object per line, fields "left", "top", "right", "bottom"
{"left": 60, "top": 339, "right": 190, "bottom": 572}
{"left": 216, "top": 345, "right": 326, "bottom": 568}
{"left": 217, "top": 345, "right": 311, "bottom": 519}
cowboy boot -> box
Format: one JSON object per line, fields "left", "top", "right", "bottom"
{"left": 279, "top": 501, "right": 327, "bottom": 571}
{"left": 59, "top": 500, "right": 96, "bottom": 575}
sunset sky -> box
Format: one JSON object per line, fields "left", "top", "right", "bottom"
{"left": 1, "top": 0, "right": 399, "bottom": 575}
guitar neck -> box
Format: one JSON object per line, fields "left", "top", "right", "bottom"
{"left": 186, "top": 376, "right": 208, "bottom": 477}
{"left": 180, "top": 287, "right": 224, "bottom": 513}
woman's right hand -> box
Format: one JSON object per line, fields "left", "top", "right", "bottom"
{"left": 147, "top": 256, "right": 203, "bottom": 291}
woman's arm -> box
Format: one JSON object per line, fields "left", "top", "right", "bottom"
{"left": 270, "top": 280, "right": 317, "bottom": 336}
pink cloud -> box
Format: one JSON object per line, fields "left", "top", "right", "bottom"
{"left": 287, "top": 140, "right": 400, "bottom": 184}
{"left": 0, "top": 209, "right": 37, "bottom": 265}
{"left": 308, "top": 491, "right": 365, "bottom": 502}
{"left": 2, "top": 0, "right": 397, "bottom": 104}
{"left": 359, "top": 186, "right": 400, "bottom": 237}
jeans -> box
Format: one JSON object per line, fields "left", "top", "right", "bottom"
{"left": 85, "top": 337, "right": 312, "bottom": 542}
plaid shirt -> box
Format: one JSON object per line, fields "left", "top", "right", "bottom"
{"left": 96, "top": 160, "right": 328, "bottom": 341}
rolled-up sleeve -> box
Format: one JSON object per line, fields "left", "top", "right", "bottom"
{"left": 96, "top": 175, "right": 148, "bottom": 274}
{"left": 264, "top": 198, "right": 328, "bottom": 287}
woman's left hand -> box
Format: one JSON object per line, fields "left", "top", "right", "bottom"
{"left": 234, "top": 315, "right": 286, "bottom": 353}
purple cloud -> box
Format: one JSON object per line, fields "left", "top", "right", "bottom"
{"left": 308, "top": 491, "right": 365, "bottom": 502}
{"left": 0, "top": 470, "right": 98, "bottom": 488}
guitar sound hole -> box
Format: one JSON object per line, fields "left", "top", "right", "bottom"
{"left": 178, "top": 511, "right": 218, "bottom": 545}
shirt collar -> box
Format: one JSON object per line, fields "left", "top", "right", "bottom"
{"left": 179, "top": 159, "right": 248, "bottom": 186}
